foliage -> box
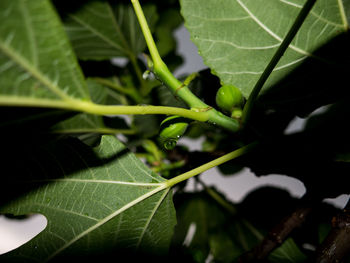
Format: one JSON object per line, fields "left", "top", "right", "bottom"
{"left": 0, "top": 0, "right": 349, "bottom": 262}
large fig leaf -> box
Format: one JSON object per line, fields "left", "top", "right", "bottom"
{"left": 62, "top": 1, "right": 158, "bottom": 60}
{"left": 0, "top": 0, "right": 89, "bottom": 105}
{"left": 0, "top": 135, "right": 175, "bottom": 262}
{"left": 180, "top": 0, "right": 349, "bottom": 98}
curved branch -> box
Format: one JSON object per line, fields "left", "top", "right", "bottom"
{"left": 238, "top": 198, "right": 315, "bottom": 262}
{"left": 315, "top": 198, "right": 350, "bottom": 263}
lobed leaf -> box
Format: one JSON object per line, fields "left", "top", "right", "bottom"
{"left": 0, "top": 0, "right": 89, "bottom": 103}
{"left": 180, "top": 0, "right": 349, "bottom": 98}
{"left": 0, "top": 135, "right": 176, "bottom": 262}
{"left": 63, "top": 1, "right": 158, "bottom": 60}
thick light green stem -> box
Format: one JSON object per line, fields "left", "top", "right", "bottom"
{"left": 52, "top": 128, "right": 136, "bottom": 135}
{"left": 131, "top": 0, "right": 240, "bottom": 132}
{"left": 74, "top": 101, "right": 209, "bottom": 121}
{"left": 165, "top": 141, "right": 258, "bottom": 188}
{"left": 0, "top": 96, "right": 209, "bottom": 122}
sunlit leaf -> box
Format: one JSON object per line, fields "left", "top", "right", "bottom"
{"left": 0, "top": 0, "right": 89, "bottom": 104}
{"left": 0, "top": 135, "right": 175, "bottom": 262}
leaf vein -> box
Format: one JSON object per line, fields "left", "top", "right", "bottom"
{"left": 236, "top": 0, "right": 313, "bottom": 57}
{"left": 44, "top": 184, "right": 167, "bottom": 261}
{"left": 68, "top": 13, "right": 128, "bottom": 55}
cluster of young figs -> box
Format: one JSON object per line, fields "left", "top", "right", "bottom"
{"left": 159, "top": 85, "right": 244, "bottom": 150}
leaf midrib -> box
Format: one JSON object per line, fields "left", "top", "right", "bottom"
{"left": 106, "top": 3, "right": 135, "bottom": 58}
{"left": 281, "top": 0, "right": 347, "bottom": 28}
{"left": 0, "top": 41, "right": 72, "bottom": 101}
{"left": 34, "top": 178, "right": 164, "bottom": 186}
{"left": 337, "top": 0, "right": 349, "bottom": 29}
{"left": 68, "top": 3, "right": 135, "bottom": 59}
{"left": 236, "top": 0, "right": 313, "bottom": 57}
{"left": 135, "top": 188, "right": 170, "bottom": 249}
{"left": 45, "top": 183, "right": 168, "bottom": 262}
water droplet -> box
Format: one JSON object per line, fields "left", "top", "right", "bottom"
{"left": 164, "top": 139, "right": 177, "bottom": 150}
{"left": 142, "top": 70, "right": 151, "bottom": 80}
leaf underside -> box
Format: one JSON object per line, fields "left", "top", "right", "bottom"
{"left": 0, "top": 0, "right": 89, "bottom": 103}
{"left": 63, "top": 1, "right": 158, "bottom": 60}
{"left": 180, "top": 0, "right": 349, "bottom": 98}
{"left": 0, "top": 135, "right": 175, "bottom": 262}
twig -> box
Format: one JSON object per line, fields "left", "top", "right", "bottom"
{"left": 315, "top": 197, "right": 350, "bottom": 263}
{"left": 238, "top": 198, "right": 315, "bottom": 262}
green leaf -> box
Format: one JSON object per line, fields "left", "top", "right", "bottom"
{"left": 180, "top": 0, "right": 349, "bottom": 98}
{"left": 0, "top": 135, "right": 175, "bottom": 262}
{"left": 63, "top": 1, "right": 158, "bottom": 60}
{"left": 171, "top": 191, "right": 263, "bottom": 262}
{"left": 268, "top": 238, "right": 307, "bottom": 263}
{"left": 209, "top": 231, "right": 241, "bottom": 262}
{"left": 0, "top": 0, "right": 89, "bottom": 104}
{"left": 171, "top": 192, "right": 227, "bottom": 262}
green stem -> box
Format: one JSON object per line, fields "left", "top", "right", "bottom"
{"left": 131, "top": 0, "right": 240, "bottom": 132}
{"left": 241, "top": 0, "right": 317, "bottom": 126}
{"left": 0, "top": 96, "right": 209, "bottom": 122}
{"left": 165, "top": 141, "right": 258, "bottom": 188}
{"left": 52, "top": 128, "right": 136, "bottom": 135}
{"left": 75, "top": 101, "right": 210, "bottom": 121}
{"left": 131, "top": 0, "right": 162, "bottom": 66}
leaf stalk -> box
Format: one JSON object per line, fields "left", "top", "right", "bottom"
{"left": 165, "top": 141, "right": 258, "bottom": 188}
{"left": 241, "top": 0, "right": 317, "bottom": 127}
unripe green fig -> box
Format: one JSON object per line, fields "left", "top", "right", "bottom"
{"left": 215, "top": 84, "right": 243, "bottom": 113}
{"left": 159, "top": 116, "right": 190, "bottom": 150}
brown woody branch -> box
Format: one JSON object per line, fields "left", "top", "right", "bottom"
{"left": 315, "top": 198, "right": 350, "bottom": 263}
{"left": 238, "top": 198, "right": 315, "bottom": 262}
